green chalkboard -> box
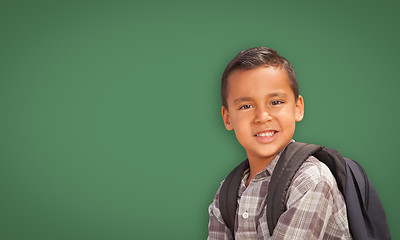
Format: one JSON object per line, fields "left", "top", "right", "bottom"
{"left": 0, "top": 0, "right": 398, "bottom": 239}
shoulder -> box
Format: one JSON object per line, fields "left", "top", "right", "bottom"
{"left": 297, "top": 155, "right": 336, "bottom": 187}
{"left": 286, "top": 155, "right": 340, "bottom": 205}
{"left": 208, "top": 180, "right": 225, "bottom": 221}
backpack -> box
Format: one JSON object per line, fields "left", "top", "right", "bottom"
{"left": 219, "top": 142, "right": 391, "bottom": 240}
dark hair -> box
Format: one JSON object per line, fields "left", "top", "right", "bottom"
{"left": 221, "top": 47, "right": 299, "bottom": 108}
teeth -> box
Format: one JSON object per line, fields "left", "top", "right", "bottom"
{"left": 256, "top": 131, "right": 275, "bottom": 137}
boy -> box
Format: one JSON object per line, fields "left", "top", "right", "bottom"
{"left": 208, "top": 47, "right": 352, "bottom": 239}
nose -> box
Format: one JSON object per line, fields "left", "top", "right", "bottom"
{"left": 255, "top": 107, "right": 272, "bottom": 123}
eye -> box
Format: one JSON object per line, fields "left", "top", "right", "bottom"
{"left": 270, "top": 100, "right": 284, "bottom": 106}
{"left": 239, "top": 104, "right": 254, "bottom": 110}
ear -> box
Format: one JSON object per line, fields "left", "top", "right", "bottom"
{"left": 221, "top": 106, "right": 233, "bottom": 130}
{"left": 295, "top": 95, "right": 304, "bottom": 122}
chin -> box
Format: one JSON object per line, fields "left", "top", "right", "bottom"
{"left": 256, "top": 144, "right": 286, "bottom": 160}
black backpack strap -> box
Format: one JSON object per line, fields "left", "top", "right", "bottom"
{"left": 219, "top": 159, "right": 249, "bottom": 237}
{"left": 314, "top": 147, "right": 347, "bottom": 195}
{"left": 266, "top": 142, "right": 323, "bottom": 236}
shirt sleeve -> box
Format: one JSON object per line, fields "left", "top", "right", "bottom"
{"left": 271, "top": 158, "right": 352, "bottom": 240}
{"left": 207, "top": 184, "right": 234, "bottom": 240}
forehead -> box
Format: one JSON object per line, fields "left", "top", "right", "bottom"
{"left": 226, "top": 66, "right": 293, "bottom": 102}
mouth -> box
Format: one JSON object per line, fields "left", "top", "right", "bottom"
{"left": 255, "top": 130, "right": 277, "bottom": 137}
{"left": 254, "top": 130, "right": 278, "bottom": 143}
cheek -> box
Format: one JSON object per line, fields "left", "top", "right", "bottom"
{"left": 233, "top": 129, "right": 252, "bottom": 149}
{"left": 231, "top": 112, "right": 250, "bottom": 125}
{"left": 232, "top": 115, "right": 252, "bottom": 135}
{"left": 276, "top": 109, "right": 297, "bottom": 128}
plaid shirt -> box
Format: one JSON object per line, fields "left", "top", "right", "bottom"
{"left": 208, "top": 151, "right": 352, "bottom": 240}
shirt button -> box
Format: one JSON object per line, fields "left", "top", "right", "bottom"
{"left": 242, "top": 211, "right": 249, "bottom": 219}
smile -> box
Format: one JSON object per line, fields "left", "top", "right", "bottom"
{"left": 254, "top": 130, "right": 278, "bottom": 144}
{"left": 255, "top": 131, "right": 277, "bottom": 137}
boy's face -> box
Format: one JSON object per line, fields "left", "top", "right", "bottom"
{"left": 222, "top": 66, "right": 304, "bottom": 163}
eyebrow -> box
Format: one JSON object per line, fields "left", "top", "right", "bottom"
{"left": 233, "top": 92, "right": 288, "bottom": 104}
{"left": 267, "top": 92, "right": 288, "bottom": 98}
{"left": 233, "top": 97, "right": 253, "bottom": 105}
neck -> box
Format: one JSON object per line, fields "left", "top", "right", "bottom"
{"left": 245, "top": 155, "right": 276, "bottom": 186}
